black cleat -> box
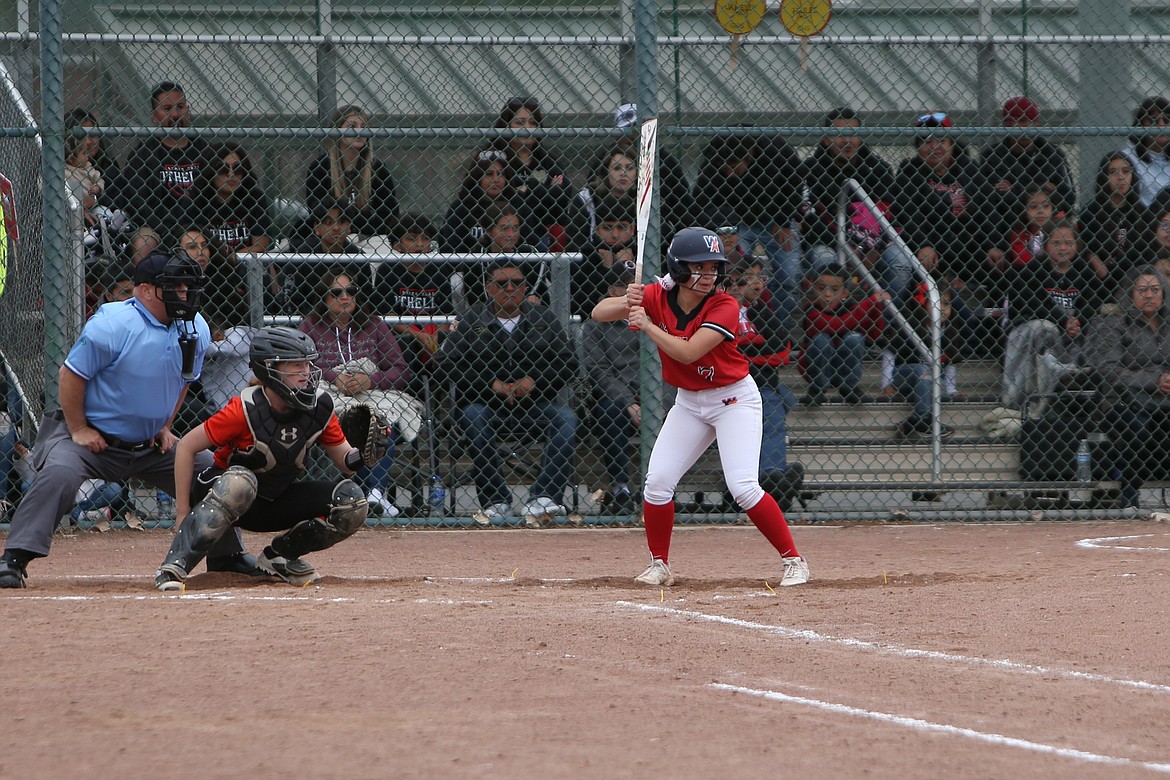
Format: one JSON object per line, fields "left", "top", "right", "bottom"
{"left": 0, "top": 559, "right": 28, "bottom": 589}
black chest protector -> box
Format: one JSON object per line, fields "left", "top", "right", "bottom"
{"left": 228, "top": 385, "right": 334, "bottom": 499}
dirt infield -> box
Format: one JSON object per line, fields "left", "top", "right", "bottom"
{"left": 3, "top": 520, "right": 1170, "bottom": 779}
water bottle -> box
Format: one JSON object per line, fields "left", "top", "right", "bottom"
{"left": 428, "top": 475, "right": 446, "bottom": 515}
{"left": 1074, "top": 438, "right": 1093, "bottom": 503}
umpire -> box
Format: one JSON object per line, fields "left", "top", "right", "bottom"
{"left": 0, "top": 251, "right": 260, "bottom": 588}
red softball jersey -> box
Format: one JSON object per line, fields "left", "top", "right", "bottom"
{"left": 642, "top": 281, "right": 750, "bottom": 390}
{"left": 203, "top": 395, "right": 347, "bottom": 470}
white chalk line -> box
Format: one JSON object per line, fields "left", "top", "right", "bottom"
{"left": 618, "top": 602, "right": 1170, "bottom": 695}
{"left": 1077, "top": 533, "right": 1170, "bottom": 552}
{"left": 711, "top": 683, "right": 1170, "bottom": 774}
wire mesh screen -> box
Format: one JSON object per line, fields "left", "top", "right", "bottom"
{"left": 4, "top": 0, "right": 1170, "bottom": 527}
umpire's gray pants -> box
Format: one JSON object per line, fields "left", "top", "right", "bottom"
{"left": 4, "top": 411, "right": 240, "bottom": 559}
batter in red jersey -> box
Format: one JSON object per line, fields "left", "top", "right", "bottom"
{"left": 592, "top": 227, "right": 809, "bottom": 586}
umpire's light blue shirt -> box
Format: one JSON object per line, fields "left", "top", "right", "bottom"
{"left": 63, "top": 298, "right": 211, "bottom": 441}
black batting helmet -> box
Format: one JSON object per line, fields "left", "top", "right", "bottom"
{"left": 249, "top": 326, "right": 322, "bottom": 412}
{"left": 665, "top": 226, "right": 727, "bottom": 285}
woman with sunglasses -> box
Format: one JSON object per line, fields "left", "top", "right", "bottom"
{"left": 298, "top": 270, "right": 414, "bottom": 517}
{"left": 194, "top": 143, "right": 273, "bottom": 258}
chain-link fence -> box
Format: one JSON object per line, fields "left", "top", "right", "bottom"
{"left": 4, "top": 0, "right": 1170, "bottom": 528}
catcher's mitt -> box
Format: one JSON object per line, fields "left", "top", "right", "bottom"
{"left": 339, "top": 403, "right": 389, "bottom": 468}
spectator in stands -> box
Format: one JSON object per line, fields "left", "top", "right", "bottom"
{"left": 571, "top": 194, "right": 636, "bottom": 317}
{"left": 693, "top": 126, "right": 805, "bottom": 331}
{"left": 283, "top": 198, "right": 371, "bottom": 313}
{"left": 1001, "top": 219, "right": 1102, "bottom": 410}
{"left": 435, "top": 257, "right": 579, "bottom": 521}
{"left": 98, "top": 263, "right": 136, "bottom": 305}
{"left": 298, "top": 270, "right": 413, "bottom": 516}
{"left": 195, "top": 143, "right": 272, "bottom": 257}
{"left": 65, "top": 109, "right": 108, "bottom": 214}
{"left": 492, "top": 95, "right": 586, "bottom": 252}
{"left": 1120, "top": 97, "right": 1170, "bottom": 208}
{"left": 1147, "top": 201, "right": 1170, "bottom": 265}
{"left": 440, "top": 149, "right": 532, "bottom": 253}
{"left": 116, "top": 81, "right": 208, "bottom": 245}
{"left": 376, "top": 213, "right": 454, "bottom": 368}
{"left": 64, "top": 108, "right": 119, "bottom": 194}
{"left": 804, "top": 107, "right": 912, "bottom": 306}
{"left": 178, "top": 226, "right": 250, "bottom": 329}
{"left": 465, "top": 201, "right": 542, "bottom": 306}
{"left": 612, "top": 103, "right": 691, "bottom": 241}
{"left": 176, "top": 226, "right": 253, "bottom": 408}
{"left": 799, "top": 263, "right": 886, "bottom": 407}
{"left": 304, "top": 105, "right": 400, "bottom": 239}
{"left": 126, "top": 226, "right": 162, "bottom": 266}
{"left": 979, "top": 97, "right": 1076, "bottom": 245}
{"left": 582, "top": 264, "right": 640, "bottom": 514}
{"left": 1086, "top": 265, "right": 1170, "bottom": 508}
{"left": 726, "top": 257, "right": 805, "bottom": 512}
{"left": 1083, "top": 152, "right": 1154, "bottom": 304}
{"left": 576, "top": 146, "right": 637, "bottom": 247}
{"left": 986, "top": 185, "right": 1060, "bottom": 300}
{"left": 884, "top": 286, "right": 961, "bottom": 440}
{"left": 893, "top": 112, "right": 990, "bottom": 297}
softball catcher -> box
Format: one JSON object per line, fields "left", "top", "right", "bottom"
{"left": 591, "top": 227, "right": 809, "bottom": 587}
{"left": 155, "top": 326, "right": 384, "bottom": 590}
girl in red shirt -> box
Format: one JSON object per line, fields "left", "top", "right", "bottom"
{"left": 592, "top": 228, "right": 809, "bottom": 587}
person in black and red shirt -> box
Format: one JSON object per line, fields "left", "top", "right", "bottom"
{"left": 592, "top": 227, "right": 809, "bottom": 588}
{"left": 114, "top": 81, "right": 209, "bottom": 246}
{"left": 154, "top": 327, "right": 370, "bottom": 591}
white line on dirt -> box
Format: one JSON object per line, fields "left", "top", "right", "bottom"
{"left": 1076, "top": 533, "right": 1170, "bottom": 552}
{"left": 711, "top": 683, "right": 1170, "bottom": 774}
{"left": 620, "top": 602, "right": 1170, "bottom": 694}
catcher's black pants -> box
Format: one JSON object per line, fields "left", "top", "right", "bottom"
{"left": 193, "top": 467, "right": 337, "bottom": 532}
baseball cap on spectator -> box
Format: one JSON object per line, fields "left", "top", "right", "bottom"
{"left": 614, "top": 103, "right": 638, "bottom": 130}
{"left": 133, "top": 252, "right": 172, "bottom": 285}
{"left": 1003, "top": 96, "right": 1040, "bottom": 124}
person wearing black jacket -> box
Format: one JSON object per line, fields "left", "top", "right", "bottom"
{"left": 893, "top": 112, "right": 991, "bottom": 294}
{"left": 303, "top": 105, "right": 400, "bottom": 239}
{"left": 804, "top": 107, "right": 913, "bottom": 305}
{"left": 435, "top": 258, "right": 579, "bottom": 521}
{"left": 1080, "top": 152, "right": 1153, "bottom": 301}
{"left": 979, "top": 97, "right": 1076, "bottom": 251}
{"left": 694, "top": 127, "right": 804, "bottom": 330}
{"left": 1001, "top": 219, "right": 1102, "bottom": 409}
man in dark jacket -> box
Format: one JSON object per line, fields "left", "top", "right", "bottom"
{"left": 694, "top": 126, "right": 804, "bottom": 330}
{"left": 804, "top": 107, "right": 913, "bottom": 305}
{"left": 436, "top": 258, "right": 579, "bottom": 521}
{"left": 979, "top": 97, "right": 1076, "bottom": 257}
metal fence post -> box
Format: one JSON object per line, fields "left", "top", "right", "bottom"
{"left": 39, "top": 0, "right": 68, "bottom": 408}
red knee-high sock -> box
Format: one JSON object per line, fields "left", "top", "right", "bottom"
{"left": 642, "top": 500, "right": 676, "bottom": 563}
{"left": 745, "top": 493, "right": 799, "bottom": 558}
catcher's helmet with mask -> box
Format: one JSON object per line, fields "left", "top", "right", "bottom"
{"left": 249, "top": 326, "right": 322, "bottom": 412}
